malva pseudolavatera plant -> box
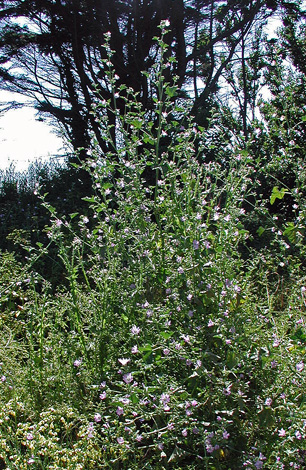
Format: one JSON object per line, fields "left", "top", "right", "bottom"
{"left": 0, "top": 22, "right": 305, "bottom": 470}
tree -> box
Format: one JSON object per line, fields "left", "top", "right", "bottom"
{"left": 0, "top": 0, "right": 278, "bottom": 160}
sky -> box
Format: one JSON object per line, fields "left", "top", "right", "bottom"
{"left": 0, "top": 92, "right": 65, "bottom": 172}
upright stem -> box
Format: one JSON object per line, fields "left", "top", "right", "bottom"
{"left": 241, "top": 29, "right": 248, "bottom": 141}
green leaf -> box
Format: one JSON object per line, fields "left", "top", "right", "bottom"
{"left": 130, "top": 393, "right": 139, "bottom": 404}
{"left": 165, "top": 86, "right": 177, "bottom": 98}
{"left": 168, "top": 446, "right": 188, "bottom": 463}
{"left": 181, "top": 173, "right": 188, "bottom": 183}
{"left": 270, "top": 186, "right": 287, "bottom": 205}
{"left": 143, "top": 134, "right": 155, "bottom": 145}
{"left": 82, "top": 196, "right": 96, "bottom": 203}
{"left": 226, "top": 350, "right": 238, "bottom": 369}
{"left": 160, "top": 331, "right": 173, "bottom": 340}
{"left": 130, "top": 119, "right": 143, "bottom": 129}
{"left": 258, "top": 407, "right": 275, "bottom": 427}
{"left": 283, "top": 222, "right": 298, "bottom": 243}
{"left": 139, "top": 344, "right": 152, "bottom": 353}
{"left": 257, "top": 226, "right": 265, "bottom": 236}
{"left": 70, "top": 163, "right": 80, "bottom": 169}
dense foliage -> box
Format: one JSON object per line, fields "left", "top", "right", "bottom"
{"left": 0, "top": 8, "right": 306, "bottom": 470}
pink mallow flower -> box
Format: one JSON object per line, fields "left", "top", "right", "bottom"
{"left": 296, "top": 361, "right": 304, "bottom": 372}
{"left": 131, "top": 325, "right": 141, "bottom": 335}
{"left": 278, "top": 428, "right": 286, "bottom": 437}
{"left": 123, "top": 373, "right": 133, "bottom": 384}
{"left": 118, "top": 358, "right": 130, "bottom": 366}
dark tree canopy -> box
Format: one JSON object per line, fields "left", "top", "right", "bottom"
{"left": 0, "top": 0, "right": 280, "bottom": 159}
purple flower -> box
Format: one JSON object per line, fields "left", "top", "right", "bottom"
{"left": 223, "top": 384, "right": 232, "bottom": 396}
{"left": 116, "top": 406, "right": 124, "bottom": 416}
{"left": 181, "top": 334, "right": 190, "bottom": 344}
{"left": 296, "top": 361, "right": 304, "bottom": 372}
{"left": 163, "top": 348, "right": 170, "bottom": 356}
{"left": 87, "top": 422, "right": 94, "bottom": 439}
{"left": 254, "top": 461, "right": 263, "bottom": 469}
{"left": 26, "top": 433, "right": 34, "bottom": 441}
{"left": 123, "top": 373, "right": 133, "bottom": 384}
{"left": 182, "top": 428, "right": 188, "bottom": 437}
{"left": 177, "top": 266, "right": 184, "bottom": 274}
{"left": 206, "top": 444, "right": 214, "bottom": 454}
{"left": 94, "top": 413, "right": 102, "bottom": 423}
{"left": 99, "top": 391, "right": 106, "bottom": 400}
{"left": 118, "top": 358, "right": 130, "bottom": 366}
{"left": 117, "top": 437, "right": 124, "bottom": 444}
{"left": 120, "top": 397, "right": 130, "bottom": 405}
{"left": 131, "top": 345, "right": 138, "bottom": 354}
{"left": 278, "top": 428, "right": 286, "bottom": 437}
{"left": 131, "top": 325, "right": 141, "bottom": 336}
{"left": 193, "top": 240, "right": 199, "bottom": 250}
{"left": 160, "top": 393, "right": 170, "bottom": 405}
{"left": 223, "top": 430, "right": 230, "bottom": 440}
{"left": 73, "top": 359, "right": 82, "bottom": 367}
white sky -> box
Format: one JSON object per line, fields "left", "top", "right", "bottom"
{"left": 0, "top": 93, "right": 65, "bottom": 172}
